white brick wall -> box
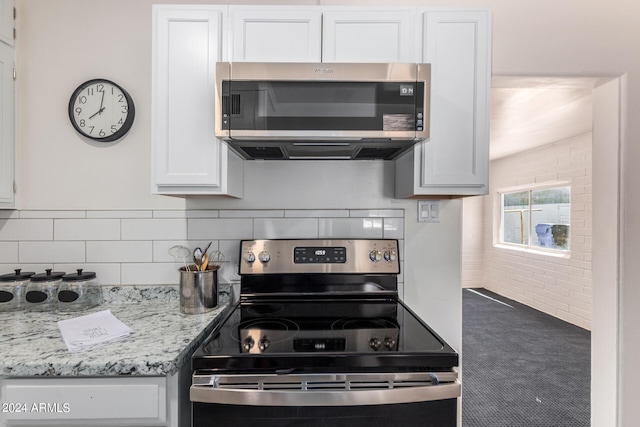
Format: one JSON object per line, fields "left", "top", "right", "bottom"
{"left": 463, "top": 133, "right": 592, "bottom": 330}
{"left": 0, "top": 209, "right": 405, "bottom": 293}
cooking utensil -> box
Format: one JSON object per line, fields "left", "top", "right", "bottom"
{"left": 201, "top": 253, "right": 209, "bottom": 271}
{"left": 208, "top": 251, "right": 225, "bottom": 269}
{"left": 169, "top": 245, "right": 191, "bottom": 272}
{"left": 193, "top": 247, "right": 204, "bottom": 271}
{"left": 203, "top": 241, "right": 213, "bottom": 256}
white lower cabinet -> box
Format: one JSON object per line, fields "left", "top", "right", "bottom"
{"left": 152, "top": 5, "right": 243, "bottom": 197}
{"left": 395, "top": 10, "right": 491, "bottom": 197}
{"left": 0, "top": 376, "right": 180, "bottom": 427}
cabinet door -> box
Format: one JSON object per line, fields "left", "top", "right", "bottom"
{"left": 0, "top": 377, "right": 167, "bottom": 425}
{"left": 0, "top": 40, "right": 14, "bottom": 208}
{"left": 322, "top": 9, "right": 416, "bottom": 62}
{"left": 230, "top": 8, "right": 322, "bottom": 62}
{"left": 0, "top": 0, "right": 14, "bottom": 46}
{"left": 152, "top": 6, "right": 242, "bottom": 196}
{"left": 395, "top": 10, "right": 491, "bottom": 197}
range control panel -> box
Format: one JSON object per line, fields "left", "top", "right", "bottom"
{"left": 239, "top": 239, "right": 400, "bottom": 275}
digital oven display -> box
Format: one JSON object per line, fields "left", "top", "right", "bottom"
{"left": 294, "top": 247, "right": 346, "bottom": 264}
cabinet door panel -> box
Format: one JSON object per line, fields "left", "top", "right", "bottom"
{"left": 322, "top": 10, "right": 416, "bottom": 63}
{"left": 153, "top": 8, "right": 223, "bottom": 190}
{"left": 420, "top": 11, "right": 490, "bottom": 191}
{"left": 231, "top": 9, "right": 322, "bottom": 62}
{"left": 0, "top": 0, "right": 14, "bottom": 46}
{"left": 0, "top": 41, "right": 14, "bottom": 208}
{"left": 1, "top": 377, "right": 166, "bottom": 424}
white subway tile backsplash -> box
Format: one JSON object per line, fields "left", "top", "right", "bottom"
{"left": 1, "top": 209, "right": 406, "bottom": 286}
{"left": 122, "top": 263, "right": 179, "bottom": 285}
{"left": 188, "top": 218, "right": 253, "bottom": 240}
{"left": 0, "top": 211, "right": 18, "bottom": 219}
{"left": 20, "top": 210, "right": 86, "bottom": 219}
{"left": 185, "top": 210, "right": 220, "bottom": 219}
{"left": 55, "top": 219, "right": 121, "bottom": 241}
{"left": 87, "top": 241, "right": 153, "bottom": 263}
{"left": 254, "top": 218, "right": 318, "bottom": 239}
{"left": 383, "top": 218, "right": 404, "bottom": 239}
{"left": 350, "top": 209, "right": 404, "bottom": 218}
{"left": 221, "top": 210, "right": 284, "bottom": 218}
{"left": 122, "top": 219, "right": 187, "bottom": 240}
{"left": 19, "top": 241, "right": 85, "bottom": 263}
{"left": 285, "top": 210, "right": 349, "bottom": 218}
{"left": 318, "top": 218, "right": 383, "bottom": 238}
{"left": 0, "top": 219, "right": 53, "bottom": 241}
{"left": 0, "top": 242, "right": 18, "bottom": 263}
{"left": 88, "top": 210, "right": 152, "bottom": 219}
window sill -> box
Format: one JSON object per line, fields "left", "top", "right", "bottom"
{"left": 493, "top": 243, "right": 571, "bottom": 259}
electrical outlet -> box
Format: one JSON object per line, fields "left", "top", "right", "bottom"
{"left": 418, "top": 200, "right": 441, "bottom": 223}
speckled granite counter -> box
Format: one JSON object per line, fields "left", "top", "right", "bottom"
{"left": 0, "top": 284, "right": 235, "bottom": 377}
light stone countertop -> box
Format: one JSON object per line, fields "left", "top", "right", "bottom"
{"left": 0, "top": 284, "right": 235, "bottom": 377}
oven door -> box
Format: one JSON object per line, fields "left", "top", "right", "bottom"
{"left": 191, "top": 372, "right": 459, "bottom": 427}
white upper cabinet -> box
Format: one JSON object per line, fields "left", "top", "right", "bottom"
{"left": 0, "top": 0, "right": 14, "bottom": 46}
{"left": 0, "top": 40, "right": 14, "bottom": 208}
{"left": 322, "top": 9, "right": 416, "bottom": 63}
{"left": 152, "top": 6, "right": 243, "bottom": 196}
{"left": 230, "top": 7, "right": 322, "bottom": 62}
{"left": 395, "top": 10, "right": 491, "bottom": 197}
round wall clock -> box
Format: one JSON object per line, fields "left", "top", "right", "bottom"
{"left": 68, "top": 78, "right": 135, "bottom": 142}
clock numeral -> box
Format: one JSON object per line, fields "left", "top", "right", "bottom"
{"left": 79, "top": 119, "right": 86, "bottom": 128}
{"left": 86, "top": 87, "right": 94, "bottom": 96}
{"left": 121, "top": 105, "right": 128, "bottom": 114}
{"left": 117, "top": 94, "right": 125, "bottom": 103}
{"left": 88, "top": 126, "right": 94, "bottom": 134}
{"left": 99, "top": 129, "right": 106, "bottom": 137}
{"left": 75, "top": 107, "right": 82, "bottom": 116}
{"left": 111, "top": 125, "right": 118, "bottom": 133}
{"left": 79, "top": 95, "right": 87, "bottom": 104}
{"left": 96, "top": 83, "right": 104, "bottom": 93}
{"left": 118, "top": 118, "right": 124, "bottom": 125}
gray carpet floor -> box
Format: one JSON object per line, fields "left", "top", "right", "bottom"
{"left": 462, "top": 288, "right": 590, "bottom": 426}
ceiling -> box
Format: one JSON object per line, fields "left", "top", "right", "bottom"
{"left": 489, "top": 77, "right": 597, "bottom": 160}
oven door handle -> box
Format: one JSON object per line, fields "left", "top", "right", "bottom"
{"left": 190, "top": 381, "right": 460, "bottom": 406}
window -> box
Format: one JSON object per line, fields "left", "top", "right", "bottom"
{"left": 500, "top": 185, "right": 570, "bottom": 252}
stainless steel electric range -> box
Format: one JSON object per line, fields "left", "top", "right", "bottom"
{"left": 191, "top": 239, "right": 460, "bottom": 427}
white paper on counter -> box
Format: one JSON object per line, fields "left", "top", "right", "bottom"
{"left": 57, "top": 309, "right": 134, "bottom": 353}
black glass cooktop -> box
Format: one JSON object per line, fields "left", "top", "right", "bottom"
{"left": 192, "top": 299, "right": 458, "bottom": 373}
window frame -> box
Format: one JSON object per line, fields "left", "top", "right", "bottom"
{"left": 495, "top": 181, "right": 571, "bottom": 257}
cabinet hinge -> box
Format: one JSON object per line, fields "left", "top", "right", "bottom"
{"left": 13, "top": 27, "right": 16, "bottom": 40}
{"left": 13, "top": 181, "right": 17, "bottom": 194}
{"left": 13, "top": 68, "right": 16, "bottom": 80}
{"left": 13, "top": 7, "right": 16, "bottom": 20}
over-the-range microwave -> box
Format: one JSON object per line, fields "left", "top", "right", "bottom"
{"left": 215, "top": 62, "right": 430, "bottom": 160}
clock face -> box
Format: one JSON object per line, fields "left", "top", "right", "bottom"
{"left": 68, "top": 79, "right": 135, "bottom": 142}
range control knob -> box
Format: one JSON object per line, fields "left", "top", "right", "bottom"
{"left": 242, "top": 337, "right": 255, "bottom": 352}
{"left": 384, "top": 337, "right": 397, "bottom": 350}
{"left": 258, "top": 338, "right": 270, "bottom": 352}
{"left": 369, "top": 250, "right": 382, "bottom": 262}
{"left": 369, "top": 337, "right": 381, "bottom": 351}
{"left": 244, "top": 251, "right": 256, "bottom": 264}
{"left": 258, "top": 250, "right": 271, "bottom": 263}
{"left": 384, "top": 250, "right": 397, "bottom": 262}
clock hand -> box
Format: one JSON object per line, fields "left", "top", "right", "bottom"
{"left": 89, "top": 92, "right": 106, "bottom": 119}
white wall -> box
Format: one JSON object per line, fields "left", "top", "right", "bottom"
{"left": 461, "top": 196, "right": 483, "bottom": 288}
{"left": 482, "top": 133, "right": 593, "bottom": 330}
